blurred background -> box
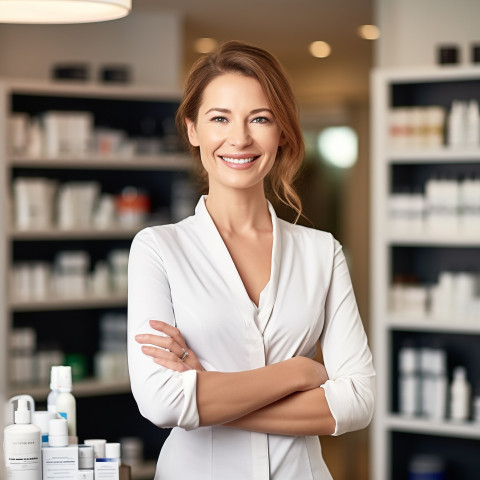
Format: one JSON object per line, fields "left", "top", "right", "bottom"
{"left": 1, "top": 1, "right": 480, "bottom": 479}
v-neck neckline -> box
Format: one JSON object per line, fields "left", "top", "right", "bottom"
{"left": 195, "top": 195, "right": 281, "bottom": 334}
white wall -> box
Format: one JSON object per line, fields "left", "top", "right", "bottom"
{"left": 375, "top": 0, "right": 480, "bottom": 67}
{"left": 0, "top": 10, "right": 183, "bottom": 89}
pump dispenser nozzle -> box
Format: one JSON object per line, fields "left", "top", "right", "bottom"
{"left": 4, "top": 394, "right": 35, "bottom": 426}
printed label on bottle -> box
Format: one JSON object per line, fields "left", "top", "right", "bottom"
{"left": 59, "top": 412, "right": 67, "bottom": 420}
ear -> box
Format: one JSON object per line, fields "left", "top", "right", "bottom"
{"left": 185, "top": 118, "right": 200, "bottom": 147}
{"left": 278, "top": 132, "right": 287, "bottom": 147}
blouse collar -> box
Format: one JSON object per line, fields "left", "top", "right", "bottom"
{"left": 194, "top": 195, "right": 281, "bottom": 334}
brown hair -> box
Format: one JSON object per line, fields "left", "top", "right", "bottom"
{"left": 175, "top": 40, "right": 305, "bottom": 220}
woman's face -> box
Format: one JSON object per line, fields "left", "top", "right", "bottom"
{"left": 186, "top": 73, "right": 284, "bottom": 194}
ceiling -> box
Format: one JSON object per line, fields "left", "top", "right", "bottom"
{"left": 134, "top": 0, "right": 375, "bottom": 110}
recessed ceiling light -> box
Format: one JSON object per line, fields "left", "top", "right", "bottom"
{"left": 194, "top": 38, "right": 218, "bottom": 54}
{"left": 309, "top": 41, "right": 331, "bottom": 59}
{"left": 358, "top": 24, "right": 380, "bottom": 40}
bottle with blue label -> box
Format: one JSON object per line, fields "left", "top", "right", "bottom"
{"left": 55, "top": 365, "right": 77, "bottom": 441}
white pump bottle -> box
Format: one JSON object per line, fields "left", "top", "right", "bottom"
{"left": 3, "top": 396, "right": 41, "bottom": 479}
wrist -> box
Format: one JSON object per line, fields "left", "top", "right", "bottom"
{"left": 287, "top": 357, "right": 312, "bottom": 391}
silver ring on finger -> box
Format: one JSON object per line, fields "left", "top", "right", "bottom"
{"left": 180, "top": 348, "right": 189, "bottom": 361}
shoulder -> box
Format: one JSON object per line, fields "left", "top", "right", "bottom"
{"left": 131, "top": 215, "right": 197, "bottom": 255}
{"left": 278, "top": 218, "right": 338, "bottom": 248}
{"left": 277, "top": 219, "right": 344, "bottom": 274}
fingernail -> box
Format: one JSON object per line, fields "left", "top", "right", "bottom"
{"left": 135, "top": 335, "right": 144, "bottom": 341}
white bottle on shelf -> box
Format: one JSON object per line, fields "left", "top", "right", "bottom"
{"left": 430, "top": 349, "right": 448, "bottom": 420}
{"left": 47, "top": 365, "right": 60, "bottom": 413}
{"left": 449, "top": 366, "right": 471, "bottom": 421}
{"left": 399, "top": 343, "right": 421, "bottom": 416}
{"left": 4, "top": 397, "right": 42, "bottom": 479}
{"left": 465, "top": 99, "right": 480, "bottom": 147}
{"left": 56, "top": 365, "right": 77, "bottom": 439}
{"left": 447, "top": 100, "right": 466, "bottom": 147}
{"left": 459, "top": 175, "right": 480, "bottom": 234}
{"left": 420, "top": 347, "right": 435, "bottom": 417}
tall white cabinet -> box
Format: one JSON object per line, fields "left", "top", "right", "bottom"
{"left": 0, "top": 79, "right": 194, "bottom": 476}
{"left": 371, "top": 67, "right": 480, "bottom": 480}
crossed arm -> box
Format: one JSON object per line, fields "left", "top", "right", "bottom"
{"left": 135, "top": 320, "right": 336, "bottom": 436}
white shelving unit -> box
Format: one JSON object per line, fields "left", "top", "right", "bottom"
{"left": 10, "top": 377, "right": 132, "bottom": 400}
{"left": 0, "top": 78, "right": 193, "bottom": 474}
{"left": 370, "top": 67, "right": 480, "bottom": 480}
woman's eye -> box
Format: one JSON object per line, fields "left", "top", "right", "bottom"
{"left": 252, "top": 116, "right": 270, "bottom": 124}
{"left": 212, "top": 116, "right": 227, "bottom": 123}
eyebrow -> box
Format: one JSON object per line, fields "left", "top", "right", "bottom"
{"left": 204, "top": 107, "right": 273, "bottom": 115}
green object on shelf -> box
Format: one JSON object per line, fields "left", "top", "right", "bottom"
{"left": 64, "top": 354, "right": 88, "bottom": 381}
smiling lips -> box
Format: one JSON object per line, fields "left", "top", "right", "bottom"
{"left": 220, "top": 155, "right": 260, "bottom": 169}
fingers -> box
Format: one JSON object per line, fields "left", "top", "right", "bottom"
{"left": 140, "top": 344, "right": 188, "bottom": 369}
{"left": 135, "top": 320, "right": 203, "bottom": 371}
{"left": 135, "top": 333, "right": 185, "bottom": 359}
{"left": 148, "top": 320, "right": 188, "bottom": 349}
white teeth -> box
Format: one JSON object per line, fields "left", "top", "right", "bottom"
{"left": 221, "top": 156, "right": 256, "bottom": 164}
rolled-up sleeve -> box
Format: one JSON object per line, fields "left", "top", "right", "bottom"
{"left": 127, "top": 228, "right": 199, "bottom": 431}
{"left": 320, "top": 239, "right": 376, "bottom": 436}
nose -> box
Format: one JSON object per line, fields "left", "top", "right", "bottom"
{"left": 228, "top": 121, "right": 252, "bottom": 147}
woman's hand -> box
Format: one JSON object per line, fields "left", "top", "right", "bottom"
{"left": 135, "top": 320, "right": 205, "bottom": 372}
{"left": 293, "top": 356, "right": 329, "bottom": 391}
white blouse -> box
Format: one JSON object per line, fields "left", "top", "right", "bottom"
{"left": 128, "top": 196, "right": 375, "bottom": 480}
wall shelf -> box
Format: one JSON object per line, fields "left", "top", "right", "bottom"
{"left": 386, "top": 316, "right": 480, "bottom": 334}
{"left": 0, "top": 78, "right": 195, "bottom": 464}
{"left": 386, "top": 232, "right": 480, "bottom": 247}
{"left": 9, "top": 227, "right": 146, "bottom": 240}
{"left": 386, "top": 414, "right": 480, "bottom": 440}
{"left": 9, "top": 294, "right": 127, "bottom": 312}
{"left": 9, "top": 153, "right": 193, "bottom": 171}
{"left": 10, "top": 377, "right": 130, "bottom": 400}
{"left": 371, "top": 67, "right": 480, "bottom": 480}
{"left": 387, "top": 149, "right": 480, "bottom": 163}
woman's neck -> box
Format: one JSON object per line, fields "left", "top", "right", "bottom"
{"left": 205, "top": 185, "right": 272, "bottom": 235}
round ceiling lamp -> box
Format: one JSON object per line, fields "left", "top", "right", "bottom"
{"left": 309, "top": 41, "right": 331, "bottom": 59}
{"left": 0, "top": 0, "right": 131, "bottom": 24}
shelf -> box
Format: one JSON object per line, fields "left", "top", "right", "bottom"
{"left": 10, "top": 377, "right": 130, "bottom": 400}
{"left": 386, "top": 414, "right": 480, "bottom": 439}
{"left": 9, "top": 153, "right": 193, "bottom": 171}
{"left": 386, "top": 315, "right": 480, "bottom": 334}
{"left": 371, "top": 67, "right": 480, "bottom": 480}
{"left": 9, "top": 294, "right": 127, "bottom": 311}
{"left": 387, "top": 148, "right": 480, "bottom": 163}
{"left": 387, "top": 231, "right": 480, "bottom": 247}
{"left": 9, "top": 227, "right": 146, "bottom": 241}
{"left": 1, "top": 78, "right": 182, "bottom": 100}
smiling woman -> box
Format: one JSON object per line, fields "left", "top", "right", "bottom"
{"left": 185, "top": 73, "right": 283, "bottom": 192}
{"left": 128, "top": 40, "right": 375, "bottom": 480}
{"left": 176, "top": 41, "right": 305, "bottom": 220}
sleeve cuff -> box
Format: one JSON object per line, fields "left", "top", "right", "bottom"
{"left": 178, "top": 369, "right": 200, "bottom": 431}
{"left": 321, "top": 379, "right": 354, "bottom": 436}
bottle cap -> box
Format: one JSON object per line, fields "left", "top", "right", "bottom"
{"left": 32, "top": 410, "right": 56, "bottom": 434}
{"left": 399, "top": 347, "right": 418, "bottom": 374}
{"left": 14, "top": 397, "right": 31, "bottom": 424}
{"left": 84, "top": 439, "right": 106, "bottom": 458}
{"left": 105, "top": 442, "right": 121, "bottom": 460}
{"left": 57, "top": 365, "right": 72, "bottom": 392}
{"left": 48, "top": 418, "right": 68, "bottom": 447}
{"left": 50, "top": 365, "right": 60, "bottom": 390}
{"left": 454, "top": 366, "right": 467, "bottom": 380}
{"left": 79, "top": 445, "right": 94, "bottom": 469}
